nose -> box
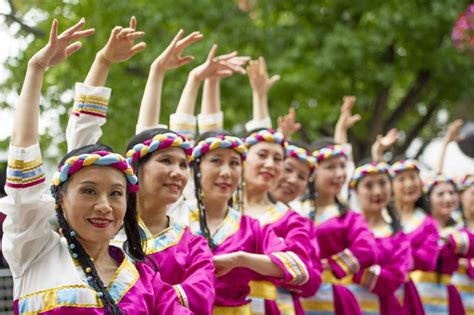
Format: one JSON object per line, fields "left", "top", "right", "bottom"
{"left": 219, "top": 163, "right": 232, "bottom": 178}
{"left": 94, "top": 194, "right": 113, "bottom": 214}
{"left": 170, "top": 164, "right": 187, "bottom": 180}
{"left": 263, "top": 156, "right": 276, "bottom": 169}
{"left": 285, "top": 172, "right": 297, "bottom": 184}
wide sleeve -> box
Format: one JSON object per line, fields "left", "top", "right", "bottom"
{"left": 327, "top": 212, "right": 377, "bottom": 279}
{"left": 354, "top": 234, "right": 412, "bottom": 297}
{"left": 0, "top": 144, "right": 58, "bottom": 277}
{"left": 169, "top": 113, "right": 197, "bottom": 141}
{"left": 173, "top": 231, "right": 215, "bottom": 315}
{"left": 197, "top": 111, "right": 224, "bottom": 134}
{"left": 411, "top": 218, "right": 440, "bottom": 271}
{"left": 273, "top": 213, "right": 322, "bottom": 297}
{"left": 447, "top": 228, "right": 474, "bottom": 258}
{"left": 245, "top": 116, "right": 272, "bottom": 132}
{"left": 152, "top": 270, "right": 194, "bottom": 315}
{"left": 66, "top": 83, "right": 111, "bottom": 152}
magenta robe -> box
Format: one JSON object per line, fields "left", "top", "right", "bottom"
{"left": 300, "top": 205, "right": 378, "bottom": 315}
{"left": 138, "top": 217, "right": 215, "bottom": 314}
{"left": 250, "top": 204, "right": 322, "bottom": 315}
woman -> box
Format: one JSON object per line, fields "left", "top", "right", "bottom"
{"left": 242, "top": 129, "right": 321, "bottom": 315}
{"left": 2, "top": 18, "right": 189, "bottom": 314}
{"left": 298, "top": 141, "right": 377, "bottom": 315}
{"left": 349, "top": 162, "right": 411, "bottom": 315}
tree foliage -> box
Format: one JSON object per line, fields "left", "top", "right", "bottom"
{"left": 1, "top": 0, "right": 474, "bottom": 161}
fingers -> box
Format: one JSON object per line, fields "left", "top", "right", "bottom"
{"left": 219, "top": 61, "right": 246, "bottom": 74}
{"left": 177, "top": 56, "right": 195, "bottom": 66}
{"left": 65, "top": 41, "right": 83, "bottom": 58}
{"left": 229, "top": 56, "right": 251, "bottom": 66}
{"left": 126, "top": 31, "right": 145, "bottom": 41}
{"left": 169, "top": 29, "right": 185, "bottom": 49}
{"left": 69, "top": 28, "right": 95, "bottom": 41}
{"left": 59, "top": 17, "right": 86, "bottom": 39}
{"left": 49, "top": 19, "right": 58, "bottom": 43}
{"left": 116, "top": 27, "right": 136, "bottom": 39}
{"left": 176, "top": 31, "right": 203, "bottom": 50}
{"left": 130, "top": 42, "right": 147, "bottom": 56}
{"left": 258, "top": 56, "right": 267, "bottom": 76}
{"left": 217, "top": 51, "right": 238, "bottom": 61}
{"left": 129, "top": 16, "right": 137, "bottom": 29}
{"left": 206, "top": 44, "right": 218, "bottom": 62}
{"left": 269, "top": 74, "right": 280, "bottom": 86}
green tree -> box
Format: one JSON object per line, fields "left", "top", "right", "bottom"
{"left": 1, "top": 0, "right": 474, "bottom": 162}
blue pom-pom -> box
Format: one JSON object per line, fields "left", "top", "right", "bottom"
{"left": 72, "top": 253, "right": 78, "bottom": 259}
{"left": 70, "top": 231, "right": 76, "bottom": 237}
{"left": 98, "top": 292, "right": 104, "bottom": 297}
{"left": 69, "top": 244, "right": 75, "bottom": 249}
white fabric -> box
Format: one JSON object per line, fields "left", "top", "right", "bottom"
{"left": 197, "top": 111, "right": 224, "bottom": 133}
{"left": 245, "top": 116, "right": 272, "bottom": 132}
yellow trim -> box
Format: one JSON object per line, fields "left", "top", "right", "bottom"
{"left": 322, "top": 270, "right": 353, "bottom": 285}
{"left": 419, "top": 296, "right": 449, "bottom": 306}
{"left": 248, "top": 280, "right": 277, "bottom": 300}
{"left": 7, "top": 173, "right": 45, "bottom": 183}
{"left": 8, "top": 157, "right": 42, "bottom": 170}
{"left": 170, "top": 122, "right": 196, "bottom": 130}
{"left": 456, "top": 283, "right": 474, "bottom": 293}
{"left": 410, "top": 270, "right": 451, "bottom": 285}
{"left": 213, "top": 304, "right": 252, "bottom": 315}
{"left": 106, "top": 255, "right": 139, "bottom": 303}
{"left": 272, "top": 252, "right": 300, "bottom": 285}
{"left": 75, "top": 94, "right": 109, "bottom": 105}
{"left": 199, "top": 121, "right": 223, "bottom": 130}
{"left": 300, "top": 300, "right": 334, "bottom": 311}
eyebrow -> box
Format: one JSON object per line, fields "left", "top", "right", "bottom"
{"left": 79, "top": 181, "right": 125, "bottom": 188}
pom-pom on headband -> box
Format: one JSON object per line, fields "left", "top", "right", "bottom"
{"left": 312, "top": 144, "right": 347, "bottom": 164}
{"left": 126, "top": 133, "right": 193, "bottom": 165}
{"left": 390, "top": 159, "right": 420, "bottom": 176}
{"left": 52, "top": 151, "right": 138, "bottom": 192}
{"left": 192, "top": 135, "right": 247, "bottom": 162}
{"left": 349, "top": 162, "right": 394, "bottom": 189}
{"left": 423, "top": 174, "right": 457, "bottom": 195}
{"left": 286, "top": 144, "right": 316, "bottom": 173}
{"left": 243, "top": 129, "right": 287, "bottom": 148}
{"left": 458, "top": 174, "right": 474, "bottom": 192}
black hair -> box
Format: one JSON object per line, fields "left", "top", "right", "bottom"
{"left": 306, "top": 139, "right": 348, "bottom": 218}
{"left": 192, "top": 130, "right": 244, "bottom": 250}
{"left": 426, "top": 180, "right": 458, "bottom": 228}
{"left": 50, "top": 144, "right": 144, "bottom": 314}
{"left": 0, "top": 161, "right": 6, "bottom": 198}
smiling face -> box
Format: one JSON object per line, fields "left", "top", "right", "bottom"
{"left": 138, "top": 147, "right": 189, "bottom": 207}
{"left": 273, "top": 156, "right": 311, "bottom": 203}
{"left": 392, "top": 170, "right": 423, "bottom": 206}
{"left": 356, "top": 173, "right": 392, "bottom": 214}
{"left": 244, "top": 142, "right": 284, "bottom": 192}
{"left": 60, "top": 165, "right": 127, "bottom": 245}
{"left": 199, "top": 148, "right": 243, "bottom": 203}
{"left": 314, "top": 156, "right": 347, "bottom": 198}
{"left": 430, "top": 182, "right": 459, "bottom": 222}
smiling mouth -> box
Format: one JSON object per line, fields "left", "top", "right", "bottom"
{"left": 87, "top": 218, "right": 112, "bottom": 228}
{"left": 216, "top": 183, "right": 231, "bottom": 189}
{"left": 164, "top": 184, "right": 181, "bottom": 192}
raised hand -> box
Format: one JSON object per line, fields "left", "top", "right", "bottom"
{"left": 152, "top": 29, "right": 203, "bottom": 71}
{"left": 98, "top": 16, "right": 146, "bottom": 65}
{"left": 191, "top": 45, "right": 243, "bottom": 81}
{"left": 277, "top": 107, "right": 301, "bottom": 140}
{"left": 371, "top": 128, "right": 399, "bottom": 162}
{"left": 247, "top": 56, "right": 280, "bottom": 96}
{"left": 444, "top": 119, "right": 464, "bottom": 143}
{"left": 30, "top": 18, "right": 94, "bottom": 70}
{"left": 336, "top": 96, "right": 361, "bottom": 131}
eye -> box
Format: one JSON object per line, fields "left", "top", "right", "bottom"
{"left": 257, "top": 152, "right": 267, "bottom": 159}
{"left": 111, "top": 190, "right": 124, "bottom": 197}
{"left": 159, "top": 158, "right": 172, "bottom": 165}
{"left": 298, "top": 174, "right": 307, "bottom": 181}
{"left": 274, "top": 155, "right": 283, "bottom": 163}
{"left": 180, "top": 161, "right": 188, "bottom": 169}
{"left": 211, "top": 158, "right": 221, "bottom": 164}
{"left": 285, "top": 166, "right": 293, "bottom": 173}
{"left": 231, "top": 160, "right": 241, "bottom": 167}
{"left": 80, "top": 187, "right": 96, "bottom": 195}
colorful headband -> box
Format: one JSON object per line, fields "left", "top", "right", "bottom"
{"left": 390, "top": 159, "right": 420, "bottom": 176}
{"left": 126, "top": 133, "right": 193, "bottom": 165}
{"left": 349, "top": 162, "right": 394, "bottom": 189}
{"left": 312, "top": 144, "right": 347, "bottom": 164}
{"left": 458, "top": 175, "right": 474, "bottom": 192}
{"left": 192, "top": 135, "right": 248, "bottom": 162}
{"left": 243, "top": 129, "right": 287, "bottom": 149}
{"left": 285, "top": 144, "right": 316, "bottom": 173}
{"left": 423, "top": 175, "right": 458, "bottom": 194}
{"left": 52, "top": 151, "right": 138, "bottom": 192}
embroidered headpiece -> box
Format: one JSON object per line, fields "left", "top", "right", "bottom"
{"left": 423, "top": 175, "right": 458, "bottom": 194}
{"left": 312, "top": 144, "right": 347, "bottom": 164}
{"left": 285, "top": 144, "right": 316, "bottom": 173}
{"left": 243, "top": 129, "right": 287, "bottom": 149}
{"left": 349, "top": 162, "right": 393, "bottom": 189}
{"left": 52, "top": 151, "right": 138, "bottom": 192}
{"left": 390, "top": 159, "right": 420, "bottom": 176}
{"left": 126, "top": 132, "right": 193, "bottom": 165}
{"left": 458, "top": 174, "right": 474, "bottom": 192}
{"left": 192, "top": 135, "right": 247, "bottom": 161}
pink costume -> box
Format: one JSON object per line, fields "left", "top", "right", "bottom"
{"left": 299, "top": 203, "right": 378, "bottom": 315}
{"left": 186, "top": 207, "right": 309, "bottom": 314}
{"left": 350, "top": 222, "right": 411, "bottom": 315}
{"left": 452, "top": 227, "right": 474, "bottom": 314}
{"left": 247, "top": 202, "right": 322, "bottom": 315}
{"left": 1, "top": 144, "right": 190, "bottom": 314}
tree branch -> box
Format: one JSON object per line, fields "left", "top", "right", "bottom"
{"left": 2, "top": 0, "right": 45, "bottom": 37}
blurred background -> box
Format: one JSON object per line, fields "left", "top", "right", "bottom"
{"left": 0, "top": 0, "right": 473, "bottom": 170}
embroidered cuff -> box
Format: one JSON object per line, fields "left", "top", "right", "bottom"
{"left": 173, "top": 284, "right": 190, "bottom": 309}
{"left": 71, "top": 83, "right": 111, "bottom": 118}
{"left": 170, "top": 113, "right": 196, "bottom": 139}
{"left": 245, "top": 116, "right": 272, "bottom": 132}
{"left": 450, "top": 230, "right": 470, "bottom": 255}
{"left": 328, "top": 248, "right": 360, "bottom": 278}
{"left": 360, "top": 265, "right": 381, "bottom": 291}
{"left": 198, "top": 111, "right": 224, "bottom": 133}
{"left": 6, "top": 144, "right": 45, "bottom": 189}
{"left": 270, "top": 251, "right": 310, "bottom": 285}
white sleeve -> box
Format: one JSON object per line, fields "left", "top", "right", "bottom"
{"left": 135, "top": 123, "right": 169, "bottom": 135}
{"left": 245, "top": 116, "right": 272, "bottom": 132}
{"left": 197, "top": 111, "right": 224, "bottom": 133}
{"left": 169, "top": 113, "right": 197, "bottom": 140}
{"left": 66, "top": 83, "right": 112, "bottom": 152}
{"left": 1, "top": 144, "right": 58, "bottom": 277}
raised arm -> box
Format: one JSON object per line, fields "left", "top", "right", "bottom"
{"left": 334, "top": 95, "right": 360, "bottom": 145}
{"left": 277, "top": 107, "right": 301, "bottom": 141}
{"left": 137, "top": 30, "right": 203, "bottom": 132}
{"left": 371, "top": 128, "right": 399, "bottom": 162}
{"left": 434, "top": 119, "right": 463, "bottom": 174}
{"left": 246, "top": 56, "right": 280, "bottom": 131}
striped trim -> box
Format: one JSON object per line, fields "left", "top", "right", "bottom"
{"left": 190, "top": 208, "right": 241, "bottom": 246}
{"left": 72, "top": 94, "right": 108, "bottom": 118}
{"left": 6, "top": 157, "right": 45, "bottom": 188}
{"left": 258, "top": 202, "right": 289, "bottom": 225}
{"left": 173, "top": 284, "right": 190, "bottom": 309}
{"left": 402, "top": 208, "right": 426, "bottom": 234}
{"left": 271, "top": 251, "right": 310, "bottom": 285}
{"left": 452, "top": 230, "right": 470, "bottom": 255}
{"left": 360, "top": 265, "right": 381, "bottom": 291}
{"left": 138, "top": 217, "right": 185, "bottom": 254}
{"left": 331, "top": 248, "right": 360, "bottom": 275}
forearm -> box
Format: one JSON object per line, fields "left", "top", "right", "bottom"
{"left": 201, "top": 79, "right": 220, "bottom": 115}
{"left": 12, "top": 63, "right": 45, "bottom": 147}
{"left": 175, "top": 72, "right": 201, "bottom": 115}
{"left": 83, "top": 53, "right": 111, "bottom": 87}
{"left": 137, "top": 65, "right": 165, "bottom": 128}
{"left": 237, "top": 251, "right": 285, "bottom": 278}
{"left": 334, "top": 123, "right": 348, "bottom": 144}
{"left": 371, "top": 144, "right": 383, "bottom": 162}
{"left": 434, "top": 140, "right": 449, "bottom": 174}
{"left": 252, "top": 92, "right": 269, "bottom": 121}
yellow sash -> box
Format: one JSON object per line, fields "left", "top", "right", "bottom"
{"left": 410, "top": 270, "right": 451, "bottom": 285}
{"left": 248, "top": 280, "right": 277, "bottom": 300}
{"left": 214, "top": 304, "right": 252, "bottom": 315}
{"left": 322, "top": 269, "right": 353, "bottom": 285}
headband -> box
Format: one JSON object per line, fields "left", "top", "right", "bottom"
{"left": 243, "top": 129, "right": 287, "bottom": 148}
{"left": 52, "top": 151, "right": 138, "bottom": 192}
{"left": 391, "top": 159, "right": 420, "bottom": 176}
{"left": 312, "top": 144, "right": 347, "bottom": 164}
{"left": 286, "top": 144, "right": 316, "bottom": 173}
{"left": 192, "top": 135, "right": 247, "bottom": 162}
{"left": 423, "top": 175, "right": 458, "bottom": 194}
{"left": 458, "top": 174, "right": 474, "bottom": 192}
{"left": 126, "top": 133, "right": 193, "bottom": 165}
{"left": 349, "top": 162, "right": 393, "bottom": 189}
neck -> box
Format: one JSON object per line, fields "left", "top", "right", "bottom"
{"left": 395, "top": 199, "right": 415, "bottom": 213}
{"left": 137, "top": 193, "right": 168, "bottom": 233}
{"left": 202, "top": 197, "right": 229, "bottom": 223}
{"left": 244, "top": 183, "right": 272, "bottom": 207}
{"left": 433, "top": 214, "right": 449, "bottom": 229}
{"left": 315, "top": 192, "right": 336, "bottom": 209}
{"left": 467, "top": 217, "right": 474, "bottom": 231}
{"left": 362, "top": 209, "right": 384, "bottom": 230}
{"left": 79, "top": 239, "right": 111, "bottom": 263}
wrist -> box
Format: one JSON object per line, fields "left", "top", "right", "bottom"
{"left": 96, "top": 51, "right": 113, "bottom": 67}
{"left": 27, "top": 59, "right": 47, "bottom": 72}
{"left": 189, "top": 69, "right": 203, "bottom": 83}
